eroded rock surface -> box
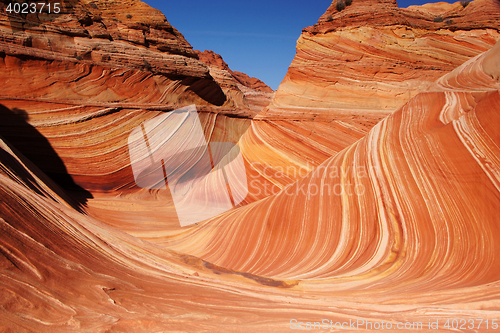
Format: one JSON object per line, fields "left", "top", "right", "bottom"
{"left": 0, "top": 0, "right": 254, "bottom": 108}
{"left": 264, "top": 0, "right": 500, "bottom": 118}
{"left": 1, "top": 0, "right": 500, "bottom": 332}
{"left": 196, "top": 49, "right": 274, "bottom": 112}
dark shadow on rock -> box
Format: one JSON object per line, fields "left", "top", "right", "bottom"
{"left": 0, "top": 104, "right": 92, "bottom": 212}
{"left": 182, "top": 77, "right": 227, "bottom": 107}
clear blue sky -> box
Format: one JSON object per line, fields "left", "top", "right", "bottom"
{"left": 142, "top": 0, "right": 463, "bottom": 90}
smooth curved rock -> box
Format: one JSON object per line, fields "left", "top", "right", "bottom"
{"left": 253, "top": 0, "right": 500, "bottom": 181}
{"left": 173, "top": 41, "right": 500, "bottom": 290}
{"left": 262, "top": 0, "right": 500, "bottom": 120}
{"left": 2, "top": 41, "right": 500, "bottom": 331}
{"left": 1, "top": 0, "right": 500, "bottom": 331}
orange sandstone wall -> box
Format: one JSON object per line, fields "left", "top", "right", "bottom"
{"left": 264, "top": 0, "right": 500, "bottom": 118}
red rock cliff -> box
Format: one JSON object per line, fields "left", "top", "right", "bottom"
{"left": 0, "top": 0, "right": 250, "bottom": 108}
{"left": 195, "top": 49, "right": 274, "bottom": 111}
{"left": 251, "top": 0, "right": 500, "bottom": 179}
{"left": 264, "top": 0, "right": 500, "bottom": 117}
{"left": 1, "top": 0, "right": 500, "bottom": 331}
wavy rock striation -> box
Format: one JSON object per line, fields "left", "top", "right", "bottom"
{"left": 2, "top": 34, "right": 499, "bottom": 333}
{"left": 0, "top": 0, "right": 264, "bottom": 197}
{"left": 268, "top": 24, "right": 499, "bottom": 114}
{"left": 1, "top": 0, "right": 500, "bottom": 331}
{"left": 170, "top": 40, "right": 500, "bottom": 298}
{"left": 265, "top": 0, "right": 500, "bottom": 118}
{"left": 0, "top": 0, "right": 254, "bottom": 108}
{"left": 250, "top": 0, "right": 500, "bottom": 190}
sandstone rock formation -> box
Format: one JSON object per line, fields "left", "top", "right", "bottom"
{"left": 1, "top": 0, "right": 500, "bottom": 331}
{"left": 195, "top": 49, "right": 274, "bottom": 112}
{"left": 231, "top": 70, "right": 273, "bottom": 93}
{"left": 251, "top": 0, "right": 500, "bottom": 189}
{"left": 195, "top": 50, "right": 273, "bottom": 92}
{"left": 265, "top": 0, "right": 500, "bottom": 118}
{"left": 0, "top": 0, "right": 263, "bottom": 195}
{"left": 2, "top": 37, "right": 500, "bottom": 333}
{"left": 0, "top": 0, "right": 256, "bottom": 109}
{"left": 190, "top": 41, "right": 500, "bottom": 282}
